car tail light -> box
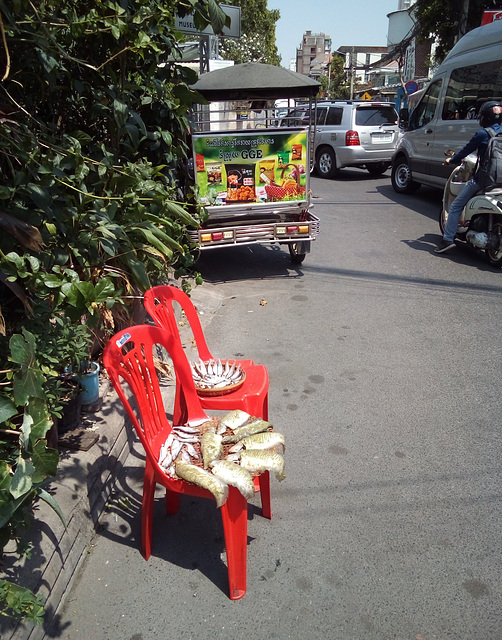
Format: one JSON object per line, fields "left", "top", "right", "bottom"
{"left": 345, "top": 130, "right": 360, "bottom": 146}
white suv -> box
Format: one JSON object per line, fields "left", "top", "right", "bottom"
{"left": 282, "top": 101, "right": 399, "bottom": 178}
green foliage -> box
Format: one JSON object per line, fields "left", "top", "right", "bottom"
{"left": 0, "top": 0, "right": 226, "bottom": 626}
{"left": 219, "top": 0, "right": 281, "bottom": 65}
{"left": 414, "top": 0, "right": 502, "bottom": 63}
{"left": 0, "top": 579, "right": 45, "bottom": 626}
{"left": 318, "top": 54, "right": 350, "bottom": 100}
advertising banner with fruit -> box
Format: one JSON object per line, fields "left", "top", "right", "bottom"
{"left": 193, "top": 130, "right": 309, "bottom": 208}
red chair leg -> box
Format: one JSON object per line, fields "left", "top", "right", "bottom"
{"left": 141, "top": 461, "right": 156, "bottom": 560}
{"left": 258, "top": 471, "right": 272, "bottom": 519}
{"left": 220, "top": 485, "right": 248, "bottom": 600}
{"left": 165, "top": 489, "right": 181, "bottom": 515}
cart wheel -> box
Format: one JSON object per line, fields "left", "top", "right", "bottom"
{"left": 288, "top": 242, "right": 307, "bottom": 264}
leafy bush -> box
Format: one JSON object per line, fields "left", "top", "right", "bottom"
{"left": 0, "top": 0, "right": 228, "bottom": 625}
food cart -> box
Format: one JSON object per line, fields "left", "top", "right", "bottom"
{"left": 189, "top": 62, "right": 320, "bottom": 264}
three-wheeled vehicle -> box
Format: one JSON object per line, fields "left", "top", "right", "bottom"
{"left": 189, "top": 62, "right": 320, "bottom": 264}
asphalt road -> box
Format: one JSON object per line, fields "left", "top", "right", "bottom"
{"left": 52, "top": 169, "right": 502, "bottom": 640}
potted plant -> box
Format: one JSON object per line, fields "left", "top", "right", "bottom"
{"left": 36, "top": 317, "right": 95, "bottom": 429}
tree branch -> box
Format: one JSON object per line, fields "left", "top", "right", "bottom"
{"left": 0, "top": 11, "right": 11, "bottom": 81}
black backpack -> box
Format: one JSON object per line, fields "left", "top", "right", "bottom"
{"left": 476, "top": 127, "right": 502, "bottom": 192}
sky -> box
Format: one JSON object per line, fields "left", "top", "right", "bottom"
{"left": 267, "top": 0, "right": 400, "bottom": 66}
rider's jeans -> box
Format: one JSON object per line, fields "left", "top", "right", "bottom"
{"left": 443, "top": 178, "right": 480, "bottom": 242}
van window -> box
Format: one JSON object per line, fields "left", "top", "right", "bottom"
{"left": 409, "top": 80, "right": 442, "bottom": 129}
{"left": 442, "top": 60, "right": 502, "bottom": 120}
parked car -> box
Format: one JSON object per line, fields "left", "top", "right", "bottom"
{"left": 281, "top": 100, "right": 399, "bottom": 178}
{"left": 391, "top": 19, "right": 502, "bottom": 194}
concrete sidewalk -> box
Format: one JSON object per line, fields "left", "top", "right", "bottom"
{"left": 2, "top": 285, "right": 224, "bottom": 640}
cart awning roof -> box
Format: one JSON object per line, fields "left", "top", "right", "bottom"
{"left": 191, "top": 63, "right": 321, "bottom": 101}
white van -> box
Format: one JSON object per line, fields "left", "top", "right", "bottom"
{"left": 391, "top": 19, "right": 502, "bottom": 193}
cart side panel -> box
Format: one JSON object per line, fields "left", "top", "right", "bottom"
{"left": 192, "top": 129, "right": 310, "bottom": 211}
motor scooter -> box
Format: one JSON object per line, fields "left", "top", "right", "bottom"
{"left": 440, "top": 152, "right": 502, "bottom": 267}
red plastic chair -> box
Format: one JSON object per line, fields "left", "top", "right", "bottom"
{"left": 103, "top": 324, "right": 269, "bottom": 600}
{"left": 144, "top": 285, "right": 271, "bottom": 511}
{"left": 143, "top": 285, "right": 269, "bottom": 424}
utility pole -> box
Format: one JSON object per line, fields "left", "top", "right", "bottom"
{"left": 458, "top": 0, "right": 469, "bottom": 40}
{"left": 199, "top": 35, "right": 219, "bottom": 74}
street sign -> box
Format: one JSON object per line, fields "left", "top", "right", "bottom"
{"left": 175, "top": 5, "right": 241, "bottom": 38}
{"left": 405, "top": 80, "right": 419, "bottom": 94}
{"left": 361, "top": 92, "right": 372, "bottom": 101}
{"left": 481, "top": 10, "right": 502, "bottom": 25}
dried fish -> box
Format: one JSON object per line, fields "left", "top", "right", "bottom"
{"left": 159, "top": 432, "right": 183, "bottom": 470}
{"left": 219, "top": 409, "right": 251, "bottom": 430}
{"left": 228, "top": 442, "right": 244, "bottom": 454}
{"left": 239, "top": 431, "right": 285, "bottom": 453}
{"left": 216, "top": 420, "right": 227, "bottom": 436}
{"left": 179, "top": 448, "right": 191, "bottom": 464}
{"left": 240, "top": 449, "right": 286, "bottom": 482}
{"left": 173, "top": 425, "right": 200, "bottom": 435}
{"left": 171, "top": 437, "right": 183, "bottom": 461}
{"left": 210, "top": 460, "right": 255, "bottom": 500}
{"left": 196, "top": 419, "right": 218, "bottom": 434}
{"left": 175, "top": 462, "right": 229, "bottom": 507}
{"left": 200, "top": 431, "right": 222, "bottom": 469}
{"left": 182, "top": 441, "right": 199, "bottom": 459}
{"left": 191, "top": 359, "right": 244, "bottom": 390}
{"left": 159, "top": 448, "right": 176, "bottom": 470}
{"left": 222, "top": 419, "right": 271, "bottom": 444}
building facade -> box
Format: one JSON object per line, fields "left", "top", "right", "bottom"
{"left": 337, "top": 46, "right": 388, "bottom": 88}
{"left": 383, "top": 0, "right": 432, "bottom": 107}
{"left": 296, "top": 31, "right": 332, "bottom": 78}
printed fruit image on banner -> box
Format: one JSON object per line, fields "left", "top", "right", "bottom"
{"left": 193, "top": 130, "right": 308, "bottom": 207}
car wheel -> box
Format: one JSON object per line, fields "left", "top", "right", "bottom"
{"left": 316, "top": 147, "right": 339, "bottom": 179}
{"left": 391, "top": 155, "right": 420, "bottom": 194}
{"left": 366, "top": 162, "right": 389, "bottom": 176}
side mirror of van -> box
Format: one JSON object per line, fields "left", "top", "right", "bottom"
{"left": 398, "top": 108, "right": 409, "bottom": 128}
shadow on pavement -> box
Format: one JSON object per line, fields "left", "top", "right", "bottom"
{"left": 195, "top": 243, "right": 307, "bottom": 283}
{"left": 377, "top": 182, "right": 443, "bottom": 222}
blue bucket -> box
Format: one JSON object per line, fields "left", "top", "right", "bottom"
{"left": 78, "top": 361, "right": 100, "bottom": 405}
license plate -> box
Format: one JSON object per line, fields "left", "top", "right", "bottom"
{"left": 372, "top": 133, "right": 392, "bottom": 143}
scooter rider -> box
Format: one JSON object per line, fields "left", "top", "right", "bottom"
{"left": 435, "top": 100, "right": 502, "bottom": 254}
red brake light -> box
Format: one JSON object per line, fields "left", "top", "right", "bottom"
{"left": 345, "top": 130, "right": 360, "bottom": 146}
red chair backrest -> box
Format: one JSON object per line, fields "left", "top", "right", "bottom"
{"left": 103, "top": 325, "right": 209, "bottom": 458}
{"left": 144, "top": 285, "right": 213, "bottom": 362}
